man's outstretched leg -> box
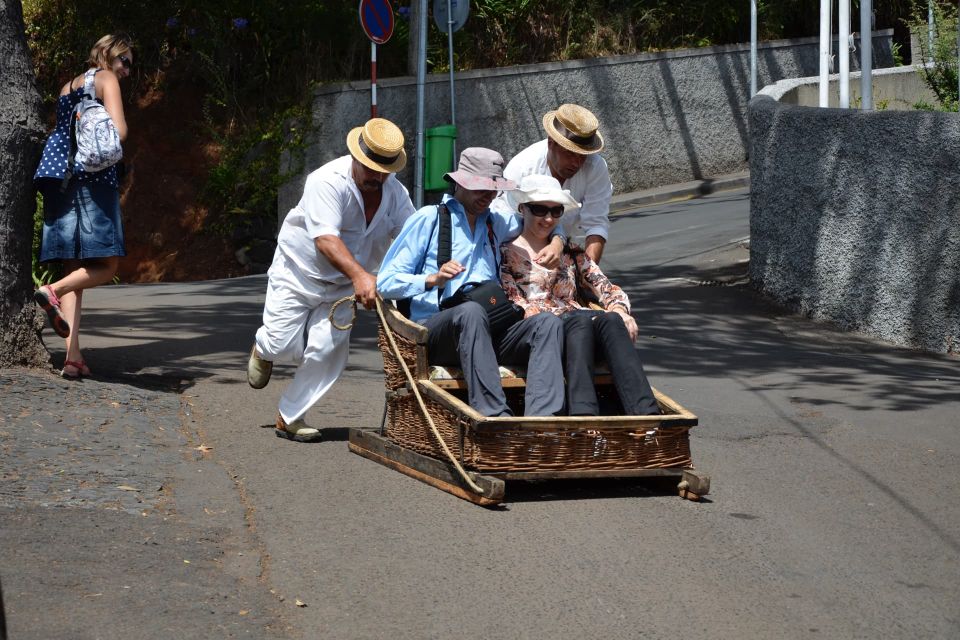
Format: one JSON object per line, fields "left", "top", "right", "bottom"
{"left": 248, "top": 253, "right": 310, "bottom": 390}
{"left": 274, "top": 297, "right": 353, "bottom": 441}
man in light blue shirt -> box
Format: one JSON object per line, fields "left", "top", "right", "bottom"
{"left": 378, "top": 148, "right": 566, "bottom": 417}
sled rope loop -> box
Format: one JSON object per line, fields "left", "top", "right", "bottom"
{"left": 329, "top": 295, "right": 358, "bottom": 331}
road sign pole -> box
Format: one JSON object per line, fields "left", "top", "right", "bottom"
{"left": 819, "top": 0, "right": 830, "bottom": 107}
{"left": 414, "top": 0, "right": 427, "bottom": 207}
{"left": 750, "top": 0, "right": 758, "bottom": 96}
{"left": 447, "top": 0, "right": 456, "bottom": 162}
{"left": 860, "top": 0, "right": 873, "bottom": 111}
{"left": 839, "top": 0, "right": 850, "bottom": 108}
{"left": 371, "top": 41, "right": 378, "bottom": 118}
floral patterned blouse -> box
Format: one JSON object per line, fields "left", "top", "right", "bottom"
{"left": 499, "top": 241, "right": 630, "bottom": 318}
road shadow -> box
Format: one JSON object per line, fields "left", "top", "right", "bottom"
{"left": 54, "top": 276, "right": 382, "bottom": 394}
{"left": 501, "top": 476, "right": 701, "bottom": 504}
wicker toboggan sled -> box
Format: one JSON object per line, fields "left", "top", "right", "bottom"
{"left": 348, "top": 301, "right": 710, "bottom": 506}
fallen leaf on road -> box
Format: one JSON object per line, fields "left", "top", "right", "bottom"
{"left": 295, "top": 599, "right": 306, "bottom": 607}
{"left": 239, "top": 610, "right": 249, "bottom": 616}
{"left": 116, "top": 485, "right": 139, "bottom": 492}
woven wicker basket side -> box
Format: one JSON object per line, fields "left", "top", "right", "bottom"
{"left": 385, "top": 393, "right": 481, "bottom": 466}
{"left": 468, "top": 424, "right": 692, "bottom": 472}
{"left": 379, "top": 325, "right": 417, "bottom": 391}
{"left": 386, "top": 388, "right": 693, "bottom": 472}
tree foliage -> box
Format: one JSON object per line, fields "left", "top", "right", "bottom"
{"left": 907, "top": 0, "right": 958, "bottom": 110}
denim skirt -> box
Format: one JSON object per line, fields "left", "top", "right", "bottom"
{"left": 40, "top": 180, "right": 126, "bottom": 262}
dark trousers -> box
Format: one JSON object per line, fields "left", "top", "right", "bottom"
{"left": 423, "top": 302, "right": 565, "bottom": 417}
{"left": 562, "top": 310, "right": 660, "bottom": 416}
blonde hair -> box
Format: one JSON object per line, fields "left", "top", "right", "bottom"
{"left": 86, "top": 34, "right": 134, "bottom": 70}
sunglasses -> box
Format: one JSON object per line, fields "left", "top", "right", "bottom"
{"left": 525, "top": 203, "right": 565, "bottom": 218}
{"left": 118, "top": 54, "right": 132, "bottom": 69}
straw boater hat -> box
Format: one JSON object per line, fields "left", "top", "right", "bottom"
{"left": 444, "top": 147, "right": 516, "bottom": 191}
{"left": 346, "top": 118, "right": 407, "bottom": 173}
{"left": 542, "top": 103, "right": 604, "bottom": 155}
{"left": 508, "top": 174, "right": 581, "bottom": 213}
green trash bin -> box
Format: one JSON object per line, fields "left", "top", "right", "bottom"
{"left": 424, "top": 124, "right": 457, "bottom": 191}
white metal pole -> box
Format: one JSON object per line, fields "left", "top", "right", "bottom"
{"left": 860, "top": 0, "right": 873, "bottom": 110}
{"left": 414, "top": 0, "right": 427, "bottom": 208}
{"left": 819, "top": 0, "right": 831, "bottom": 107}
{"left": 447, "top": 0, "right": 457, "bottom": 162}
{"left": 839, "top": 0, "right": 850, "bottom": 108}
{"left": 750, "top": 0, "right": 758, "bottom": 96}
{"left": 928, "top": 1, "right": 935, "bottom": 64}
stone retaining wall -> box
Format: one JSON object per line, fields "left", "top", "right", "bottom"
{"left": 749, "top": 67, "right": 959, "bottom": 353}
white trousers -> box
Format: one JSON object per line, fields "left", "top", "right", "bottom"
{"left": 255, "top": 252, "right": 355, "bottom": 423}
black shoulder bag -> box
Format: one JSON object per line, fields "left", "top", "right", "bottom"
{"left": 399, "top": 204, "right": 522, "bottom": 337}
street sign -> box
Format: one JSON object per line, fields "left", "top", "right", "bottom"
{"left": 359, "top": 0, "right": 395, "bottom": 45}
{"left": 433, "top": 0, "right": 469, "bottom": 33}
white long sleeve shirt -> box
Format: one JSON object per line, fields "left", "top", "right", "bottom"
{"left": 277, "top": 155, "right": 415, "bottom": 284}
{"left": 492, "top": 139, "right": 613, "bottom": 241}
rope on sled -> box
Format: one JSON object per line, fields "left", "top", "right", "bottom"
{"left": 374, "top": 297, "right": 484, "bottom": 495}
{"left": 329, "top": 294, "right": 483, "bottom": 495}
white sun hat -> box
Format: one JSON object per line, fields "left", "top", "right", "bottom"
{"left": 508, "top": 174, "right": 581, "bottom": 213}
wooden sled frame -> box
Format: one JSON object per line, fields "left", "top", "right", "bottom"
{"left": 349, "top": 302, "right": 711, "bottom": 506}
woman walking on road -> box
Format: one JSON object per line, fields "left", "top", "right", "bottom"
{"left": 33, "top": 34, "right": 133, "bottom": 378}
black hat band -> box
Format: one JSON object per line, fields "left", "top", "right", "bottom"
{"left": 360, "top": 135, "right": 400, "bottom": 165}
{"left": 553, "top": 117, "right": 596, "bottom": 147}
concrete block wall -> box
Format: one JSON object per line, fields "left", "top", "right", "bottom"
{"left": 279, "top": 31, "right": 893, "bottom": 220}
{"left": 749, "top": 68, "right": 960, "bottom": 354}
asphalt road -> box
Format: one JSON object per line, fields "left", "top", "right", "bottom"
{"left": 5, "top": 188, "right": 959, "bottom": 639}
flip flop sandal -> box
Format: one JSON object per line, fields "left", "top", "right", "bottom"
{"left": 62, "top": 359, "right": 91, "bottom": 379}
{"left": 34, "top": 286, "right": 70, "bottom": 339}
{"left": 61, "top": 361, "right": 82, "bottom": 379}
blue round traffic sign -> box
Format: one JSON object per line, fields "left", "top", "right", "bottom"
{"left": 359, "top": 0, "right": 394, "bottom": 45}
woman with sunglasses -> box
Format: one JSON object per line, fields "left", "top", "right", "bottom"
{"left": 33, "top": 34, "right": 133, "bottom": 378}
{"left": 500, "top": 174, "right": 660, "bottom": 416}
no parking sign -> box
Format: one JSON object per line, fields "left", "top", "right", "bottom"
{"left": 359, "top": 0, "right": 394, "bottom": 44}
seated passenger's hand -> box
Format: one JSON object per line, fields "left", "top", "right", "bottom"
{"left": 534, "top": 241, "right": 562, "bottom": 270}
{"left": 614, "top": 310, "right": 639, "bottom": 342}
{"left": 352, "top": 271, "right": 378, "bottom": 309}
{"left": 426, "top": 260, "right": 464, "bottom": 289}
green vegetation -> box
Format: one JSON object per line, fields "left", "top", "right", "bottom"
{"left": 906, "top": 0, "right": 958, "bottom": 111}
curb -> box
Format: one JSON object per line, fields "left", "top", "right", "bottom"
{"left": 610, "top": 172, "right": 750, "bottom": 213}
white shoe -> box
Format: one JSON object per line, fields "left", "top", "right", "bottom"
{"left": 275, "top": 413, "right": 322, "bottom": 443}
{"left": 247, "top": 345, "right": 273, "bottom": 389}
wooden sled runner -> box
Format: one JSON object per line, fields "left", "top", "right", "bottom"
{"left": 348, "top": 302, "right": 711, "bottom": 506}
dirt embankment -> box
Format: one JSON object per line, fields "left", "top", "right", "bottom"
{"left": 116, "top": 77, "right": 247, "bottom": 283}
